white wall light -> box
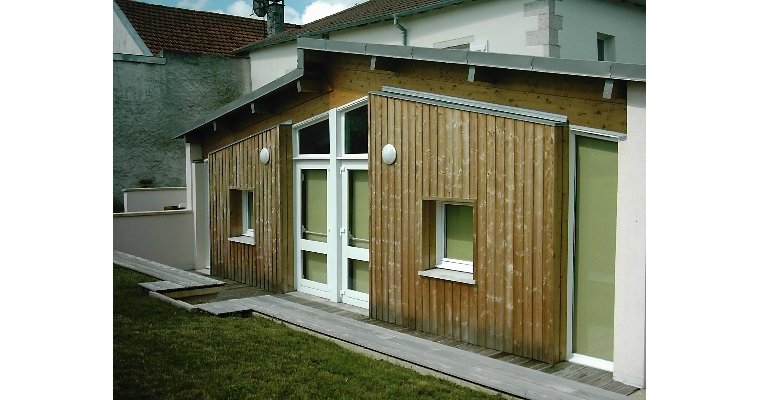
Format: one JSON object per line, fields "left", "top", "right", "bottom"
{"left": 382, "top": 144, "right": 396, "bottom": 165}
{"left": 260, "top": 148, "right": 270, "bottom": 165}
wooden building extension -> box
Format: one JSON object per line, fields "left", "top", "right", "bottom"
{"left": 179, "top": 39, "right": 642, "bottom": 367}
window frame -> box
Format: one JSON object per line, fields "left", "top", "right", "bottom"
{"left": 435, "top": 201, "right": 474, "bottom": 274}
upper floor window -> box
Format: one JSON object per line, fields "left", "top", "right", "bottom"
{"left": 294, "top": 98, "right": 368, "bottom": 158}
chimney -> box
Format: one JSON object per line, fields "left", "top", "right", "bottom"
{"left": 266, "top": 1, "right": 285, "bottom": 36}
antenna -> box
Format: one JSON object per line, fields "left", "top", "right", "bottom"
{"left": 252, "top": 0, "right": 267, "bottom": 17}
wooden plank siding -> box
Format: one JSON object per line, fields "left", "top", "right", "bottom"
{"left": 368, "top": 94, "right": 567, "bottom": 364}
{"left": 208, "top": 124, "right": 294, "bottom": 293}
{"left": 193, "top": 51, "right": 613, "bottom": 365}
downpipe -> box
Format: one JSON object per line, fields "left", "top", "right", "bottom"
{"left": 393, "top": 15, "right": 407, "bottom": 46}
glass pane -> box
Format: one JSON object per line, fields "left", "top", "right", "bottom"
{"left": 303, "top": 251, "right": 327, "bottom": 284}
{"left": 348, "top": 170, "right": 369, "bottom": 249}
{"left": 348, "top": 259, "right": 369, "bottom": 293}
{"left": 299, "top": 119, "right": 330, "bottom": 155}
{"left": 247, "top": 191, "right": 254, "bottom": 229}
{"left": 344, "top": 105, "right": 368, "bottom": 154}
{"left": 573, "top": 136, "right": 618, "bottom": 362}
{"left": 302, "top": 169, "right": 328, "bottom": 242}
{"left": 445, "top": 204, "right": 473, "bottom": 261}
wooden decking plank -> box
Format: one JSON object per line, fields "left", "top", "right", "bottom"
{"left": 243, "top": 296, "right": 629, "bottom": 400}
{"left": 114, "top": 251, "right": 224, "bottom": 287}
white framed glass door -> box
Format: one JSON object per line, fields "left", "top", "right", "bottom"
{"left": 294, "top": 162, "right": 332, "bottom": 298}
{"left": 340, "top": 162, "right": 369, "bottom": 308}
{"left": 293, "top": 98, "right": 369, "bottom": 307}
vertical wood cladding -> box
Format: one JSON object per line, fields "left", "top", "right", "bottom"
{"left": 208, "top": 124, "right": 294, "bottom": 293}
{"left": 369, "top": 94, "right": 568, "bottom": 364}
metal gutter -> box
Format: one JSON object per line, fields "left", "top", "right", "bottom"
{"left": 172, "top": 68, "right": 304, "bottom": 139}
{"left": 233, "top": 0, "right": 472, "bottom": 54}
{"left": 570, "top": 125, "right": 626, "bottom": 142}
{"left": 297, "top": 38, "right": 646, "bottom": 82}
{"left": 113, "top": 53, "right": 166, "bottom": 64}
{"left": 376, "top": 86, "right": 569, "bottom": 126}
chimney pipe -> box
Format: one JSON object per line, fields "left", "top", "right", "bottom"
{"left": 266, "top": 1, "right": 285, "bottom": 36}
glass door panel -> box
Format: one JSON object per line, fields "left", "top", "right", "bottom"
{"left": 302, "top": 169, "right": 328, "bottom": 242}
{"left": 573, "top": 136, "right": 618, "bottom": 362}
{"left": 342, "top": 167, "right": 370, "bottom": 308}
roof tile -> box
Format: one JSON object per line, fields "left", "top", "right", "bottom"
{"left": 115, "top": 0, "right": 299, "bottom": 57}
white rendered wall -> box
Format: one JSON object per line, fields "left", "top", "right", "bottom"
{"left": 113, "top": 210, "right": 195, "bottom": 270}
{"left": 249, "top": 43, "right": 299, "bottom": 93}
{"left": 331, "top": 0, "right": 540, "bottom": 55}
{"left": 113, "top": 9, "right": 147, "bottom": 56}
{"left": 123, "top": 187, "right": 187, "bottom": 212}
{"left": 613, "top": 81, "right": 645, "bottom": 388}
{"left": 557, "top": 0, "right": 645, "bottom": 63}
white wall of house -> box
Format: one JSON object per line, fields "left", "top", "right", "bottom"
{"left": 249, "top": 42, "right": 300, "bottom": 94}
{"left": 123, "top": 187, "right": 187, "bottom": 212}
{"left": 113, "top": 7, "right": 148, "bottom": 56}
{"left": 557, "top": 0, "right": 646, "bottom": 63}
{"left": 335, "top": 0, "right": 536, "bottom": 55}
{"left": 613, "top": 81, "right": 646, "bottom": 388}
{"left": 248, "top": 0, "right": 644, "bottom": 91}
{"left": 113, "top": 210, "right": 195, "bottom": 270}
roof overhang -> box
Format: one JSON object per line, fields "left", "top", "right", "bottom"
{"left": 174, "top": 38, "right": 645, "bottom": 140}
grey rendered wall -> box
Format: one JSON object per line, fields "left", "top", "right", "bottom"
{"left": 113, "top": 50, "right": 251, "bottom": 212}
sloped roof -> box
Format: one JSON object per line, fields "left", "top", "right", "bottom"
{"left": 234, "top": 0, "right": 478, "bottom": 53}
{"left": 115, "top": 0, "right": 299, "bottom": 57}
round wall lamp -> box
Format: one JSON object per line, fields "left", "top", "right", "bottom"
{"left": 382, "top": 144, "right": 397, "bottom": 165}
{"left": 259, "top": 148, "right": 270, "bottom": 165}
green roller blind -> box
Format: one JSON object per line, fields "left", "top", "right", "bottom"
{"left": 247, "top": 191, "right": 254, "bottom": 229}
{"left": 348, "top": 259, "right": 369, "bottom": 293}
{"left": 302, "top": 169, "right": 328, "bottom": 242}
{"left": 445, "top": 204, "right": 473, "bottom": 262}
{"left": 303, "top": 251, "right": 327, "bottom": 284}
{"left": 573, "top": 136, "right": 618, "bottom": 362}
{"left": 349, "top": 170, "right": 369, "bottom": 249}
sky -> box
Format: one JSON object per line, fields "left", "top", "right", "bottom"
{"left": 139, "top": 0, "right": 369, "bottom": 25}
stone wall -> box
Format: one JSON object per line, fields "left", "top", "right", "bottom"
{"left": 113, "top": 50, "right": 251, "bottom": 212}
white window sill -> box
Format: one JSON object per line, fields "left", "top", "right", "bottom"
{"left": 229, "top": 236, "right": 255, "bottom": 246}
{"left": 418, "top": 268, "right": 475, "bottom": 285}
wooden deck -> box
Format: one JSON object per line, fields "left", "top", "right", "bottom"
{"left": 119, "top": 261, "right": 641, "bottom": 399}
{"left": 114, "top": 251, "right": 225, "bottom": 298}
{"left": 180, "top": 274, "right": 640, "bottom": 399}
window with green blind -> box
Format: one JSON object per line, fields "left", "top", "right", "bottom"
{"left": 573, "top": 136, "right": 618, "bottom": 362}
{"left": 436, "top": 202, "right": 474, "bottom": 273}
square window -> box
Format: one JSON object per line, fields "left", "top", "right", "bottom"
{"left": 436, "top": 202, "right": 474, "bottom": 273}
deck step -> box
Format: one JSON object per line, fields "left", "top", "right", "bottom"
{"left": 114, "top": 251, "right": 225, "bottom": 299}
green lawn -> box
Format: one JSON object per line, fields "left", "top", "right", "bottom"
{"left": 113, "top": 265, "right": 512, "bottom": 400}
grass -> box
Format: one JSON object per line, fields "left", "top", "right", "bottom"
{"left": 113, "top": 265, "right": 513, "bottom": 400}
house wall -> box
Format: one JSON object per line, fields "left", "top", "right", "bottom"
{"left": 113, "top": 50, "right": 251, "bottom": 212}
{"left": 208, "top": 125, "right": 294, "bottom": 292}
{"left": 613, "top": 81, "right": 645, "bottom": 387}
{"left": 123, "top": 187, "right": 186, "bottom": 212}
{"left": 557, "top": 0, "right": 646, "bottom": 63}
{"left": 247, "top": 0, "right": 645, "bottom": 92}
{"left": 367, "top": 93, "right": 568, "bottom": 364}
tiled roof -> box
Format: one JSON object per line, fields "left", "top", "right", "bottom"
{"left": 235, "top": 0, "right": 476, "bottom": 53}
{"left": 115, "top": 0, "right": 299, "bottom": 57}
